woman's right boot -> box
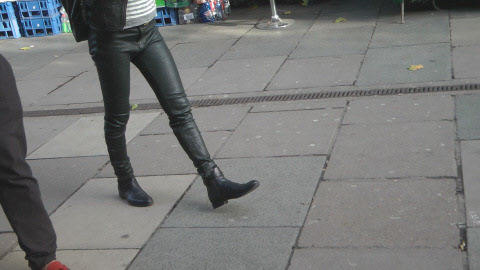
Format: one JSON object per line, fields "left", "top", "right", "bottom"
{"left": 105, "top": 114, "right": 153, "bottom": 207}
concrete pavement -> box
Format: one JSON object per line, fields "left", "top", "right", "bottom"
{"left": 1, "top": 0, "right": 480, "bottom": 268}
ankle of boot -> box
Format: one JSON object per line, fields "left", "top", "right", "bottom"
{"left": 197, "top": 161, "right": 217, "bottom": 178}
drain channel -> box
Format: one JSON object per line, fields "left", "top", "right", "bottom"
{"left": 24, "top": 83, "right": 480, "bottom": 117}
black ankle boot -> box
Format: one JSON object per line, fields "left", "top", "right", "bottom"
{"left": 118, "top": 177, "right": 153, "bottom": 207}
{"left": 198, "top": 163, "right": 260, "bottom": 209}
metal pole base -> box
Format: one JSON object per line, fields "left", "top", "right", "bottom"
{"left": 256, "top": 17, "right": 294, "bottom": 30}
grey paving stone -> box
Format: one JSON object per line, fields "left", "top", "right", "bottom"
{"left": 30, "top": 156, "right": 108, "bottom": 213}
{"left": 357, "top": 43, "right": 452, "bottom": 86}
{"left": 456, "top": 94, "right": 480, "bottom": 140}
{"left": 289, "top": 248, "right": 463, "bottom": 270}
{"left": 0, "top": 233, "right": 16, "bottom": 259}
{"left": 129, "top": 66, "right": 157, "bottom": 101}
{"left": 221, "top": 32, "right": 303, "bottom": 60}
{"left": 250, "top": 99, "right": 347, "bottom": 112}
{"left": 460, "top": 141, "right": 480, "bottom": 227}
{"left": 22, "top": 52, "right": 94, "bottom": 80}
{"left": 453, "top": 45, "right": 480, "bottom": 79}
{"left": 310, "top": 8, "right": 379, "bottom": 31}
{"left": 162, "top": 157, "right": 325, "bottom": 227}
{"left": 468, "top": 227, "right": 480, "bottom": 270}
{"left": 268, "top": 54, "right": 364, "bottom": 90}
{"left": 141, "top": 106, "right": 250, "bottom": 135}
{"left": 298, "top": 178, "right": 459, "bottom": 248}
{"left": 161, "top": 22, "right": 253, "bottom": 43}
{"left": 50, "top": 175, "right": 194, "bottom": 249}
{"left": 28, "top": 113, "right": 158, "bottom": 159}
{"left": 129, "top": 227, "right": 298, "bottom": 270}
{"left": 370, "top": 13, "right": 450, "bottom": 48}
{"left": 217, "top": 109, "right": 342, "bottom": 158}
{"left": 171, "top": 39, "right": 236, "bottom": 68}
{"left": 9, "top": 50, "right": 71, "bottom": 79}
{"left": 188, "top": 56, "right": 285, "bottom": 95}
{"left": 344, "top": 95, "right": 454, "bottom": 124}
{"left": 180, "top": 67, "right": 208, "bottom": 91}
{"left": 33, "top": 68, "right": 103, "bottom": 106}
{"left": 450, "top": 7, "right": 480, "bottom": 19}
{"left": 324, "top": 121, "right": 456, "bottom": 179}
{"left": 451, "top": 17, "right": 480, "bottom": 46}
{"left": 16, "top": 77, "right": 70, "bottom": 107}
{"left": 290, "top": 26, "right": 374, "bottom": 59}
{"left": 97, "top": 131, "right": 230, "bottom": 177}
{"left": 24, "top": 115, "right": 81, "bottom": 156}
{"left": 0, "top": 249, "right": 138, "bottom": 270}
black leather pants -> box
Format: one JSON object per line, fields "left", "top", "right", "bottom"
{"left": 88, "top": 20, "right": 212, "bottom": 180}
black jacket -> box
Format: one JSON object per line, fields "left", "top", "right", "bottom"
{"left": 83, "top": 0, "right": 128, "bottom": 31}
{"left": 61, "top": 0, "right": 129, "bottom": 42}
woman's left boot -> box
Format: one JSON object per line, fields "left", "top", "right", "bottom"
{"left": 198, "top": 162, "right": 260, "bottom": 209}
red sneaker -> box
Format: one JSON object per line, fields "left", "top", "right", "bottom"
{"left": 46, "top": 261, "right": 69, "bottom": 270}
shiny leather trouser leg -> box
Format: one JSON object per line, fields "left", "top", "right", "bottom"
{"left": 88, "top": 20, "right": 212, "bottom": 180}
{"left": 0, "top": 54, "right": 56, "bottom": 270}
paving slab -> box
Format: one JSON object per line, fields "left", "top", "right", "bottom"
{"left": 217, "top": 109, "right": 342, "bottom": 158}
{"left": 28, "top": 113, "right": 159, "bottom": 159}
{"left": 187, "top": 56, "right": 285, "bottom": 95}
{"left": 179, "top": 67, "right": 208, "bottom": 92}
{"left": 250, "top": 99, "right": 347, "bottom": 112}
{"left": 129, "top": 227, "right": 298, "bottom": 270}
{"left": 290, "top": 26, "right": 374, "bottom": 59}
{"left": 460, "top": 140, "right": 480, "bottom": 227}
{"left": 468, "top": 227, "right": 480, "bottom": 270}
{"left": 8, "top": 50, "right": 71, "bottom": 79}
{"left": 370, "top": 13, "right": 450, "bottom": 48}
{"left": 32, "top": 68, "right": 102, "bottom": 106}
{"left": 344, "top": 95, "right": 453, "bottom": 124}
{"left": 24, "top": 115, "right": 81, "bottom": 156}
{"left": 453, "top": 45, "right": 480, "bottom": 79}
{"left": 0, "top": 233, "right": 16, "bottom": 258}
{"left": 171, "top": 39, "right": 236, "bottom": 68}
{"left": 289, "top": 248, "right": 463, "bottom": 270}
{"left": 298, "top": 178, "right": 459, "bottom": 248}
{"left": 141, "top": 106, "right": 250, "bottom": 135}
{"left": 268, "top": 54, "right": 364, "bottom": 90}
{"left": 220, "top": 31, "right": 303, "bottom": 60}
{"left": 0, "top": 249, "right": 138, "bottom": 270}
{"left": 16, "top": 77, "right": 71, "bottom": 107}
{"left": 451, "top": 17, "right": 480, "bottom": 46}
{"left": 162, "top": 156, "right": 325, "bottom": 227}
{"left": 50, "top": 175, "right": 194, "bottom": 249}
{"left": 456, "top": 94, "right": 480, "bottom": 141}
{"left": 97, "top": 131, "right": 229, "bottom": 177}
{"left": 22, "top": 52, "right": 94, "bottom": 80}
{"left": 324, "top": 121, "right": 456, "bottom": 179}
{"left": 357, "top": 43, "right": 452, "bottom": 86}
{"left": 310, "top": 8, "right": 378, "bottom": 31}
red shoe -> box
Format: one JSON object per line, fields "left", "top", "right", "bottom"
{"left": 46, "top": 261, "right": 69, "bottom": 270}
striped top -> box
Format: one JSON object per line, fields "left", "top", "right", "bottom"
{"left": 124, "top": 0, "right": 157, "bottom": 29}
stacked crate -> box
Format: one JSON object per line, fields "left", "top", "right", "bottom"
{"left": 0, "top": 1, "right": 21, "bottom": 39}
{"left": 155, "top": 0, "right": 178, "bottom": 27}
{"left": 16, "top": 0, "right": 62, "bottom": 37}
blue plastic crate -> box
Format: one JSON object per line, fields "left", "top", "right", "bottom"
{"left": 20, "top": 15, "right": 61, "bottom": 37}
{"left": 0, "top": 19, "right": 21, "bottom": 39}
{"left": 17, "top": 0, "right": 60, "bottom": 19}
{"left": 155, "top": 7, "right": 177, "bottom": 26}
{"left": 0, "top": 2, "right": 15, "bottom": 14}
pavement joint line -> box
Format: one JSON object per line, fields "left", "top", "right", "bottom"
{"left": 23, "top": 83, "right": 480, "bottom": 118}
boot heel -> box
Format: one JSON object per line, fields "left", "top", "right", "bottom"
{"left": 212, "top": 200, "right": 228, "bottom": 209}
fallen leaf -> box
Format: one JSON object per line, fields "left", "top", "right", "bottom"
{"left": 20, "top": 47, "right": 32, "bottom": 50}
{"left": 408, "top": 64, "right": 424, "bottom": 71}
{"left": 334, "top": 17, "right": 347, "bottom": 23}
{"left": 130, "top": 104, "right": 138, "bottom": 111}
{"left": 283, "top": 10, "right": 291, "bottom": 15}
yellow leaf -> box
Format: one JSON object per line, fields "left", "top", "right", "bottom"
{"left": 130, "top": 104, "right": 138, "bottom": 111}
{"left": 334, "top": 17, "right": 347, "bottom": 23}
{"left": 284, "top": 11, "right": 291, "bottom": 15}
{"left": 20, "top": 47, "right": 32, "bottom": 50}
{"left": 408, "top": 64, "right": 424, "bottom": 71}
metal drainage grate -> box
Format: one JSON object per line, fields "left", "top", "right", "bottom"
{"left": 23, "top": 83, "right": 480, "bottom": 117}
